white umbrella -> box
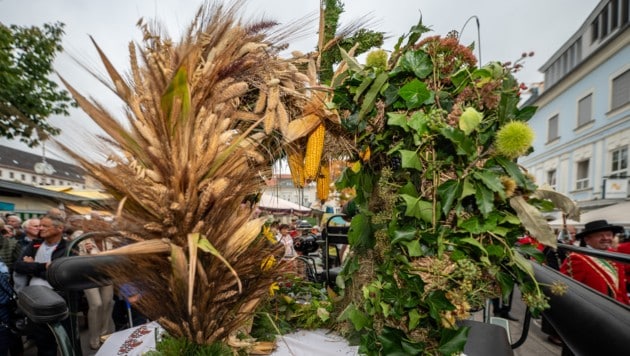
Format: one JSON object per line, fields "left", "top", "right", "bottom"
{"left": 258, "top": 193, "right": 311, "bottom": 216}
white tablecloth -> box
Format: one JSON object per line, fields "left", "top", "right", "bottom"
{"left": 96, "top": 324, "right": 358, "bottom": 356}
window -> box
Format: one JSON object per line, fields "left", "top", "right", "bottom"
{"left": 602, "top": 4, "right": 610, "bottom": 38}
{"left": 576, "top": 160, "right": 590, "bottom": 190}
{"left": 20, "top": 174, "right": 25, "bottom": 181}
{"left": 612, "top": 0, "right": 619, "bottom": 30}
{"left": 32, "top": 175, "right": 36, "bottom": 182}
{"left": 611, "top": 69, "right": 630, "bottom": 110}
{"left": 548, "top": 115, "right": 559, "bottom": 142}
{"left": 547, "top": 169, "right": 557, "bottom": 190}
{"left": 577, "top": 94, "right": 593, "bottom": 127}
{"left": 9, "top": 172, "right": 14, "bottom": 179}
{"left": 611, "top": 146, "right": 628, "bottom": 177}
{"left": 50, "top": 179, "right": 55, "bottom": 185}
{"left": 591, "top": 18, "right": 599, "bottom": 43}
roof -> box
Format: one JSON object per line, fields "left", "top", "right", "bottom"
{"left": 0, "top": 145, "right": 85, "bottom": 182}
{"left": 0, "top": 180, "right": 90, "bottom": 202}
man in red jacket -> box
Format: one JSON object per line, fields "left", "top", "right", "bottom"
{"left": 560, "top": 220, "right": 629, "bottom": 305}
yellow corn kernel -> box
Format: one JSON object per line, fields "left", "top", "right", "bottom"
{"left": 287, "top": 147, "right": 305, "bottom": 188}
{"left": 316, "top": 163, "right": 330, "bottom": 202}
{"left": 304, "top": 123, "right": 325, "bottom": 181}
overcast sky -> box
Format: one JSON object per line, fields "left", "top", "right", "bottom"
{"left": 0, "top": 0, "right": 600, "bottom": 161}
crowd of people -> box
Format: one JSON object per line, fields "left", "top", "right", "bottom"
{"left": 0, "top": 210, "right": 143, "bottom": 356}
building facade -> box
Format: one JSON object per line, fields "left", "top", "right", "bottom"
{"left": 0, "top": 145, "right": 86, "bottom": 188}
{"left": 520, "top": 0, "right": 630, "bottom": 210}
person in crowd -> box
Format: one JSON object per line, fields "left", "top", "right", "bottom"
{"left": 560, "top": 219, "right": 629, "bottom": 305}
{"left": 0, "top": 261, "right": 14, "bottom": 356}
{"left": 79, "top": 233, "right": 116, "bottom": 350}
{"left": 615, "top": 233, "right": 630, "bottom": 296}
{"left": 13, "top": 219, "right": 41, "bottom": 290}
{"left": 4, "top": 216, "right": 23, "bottom": 240}
{"left": 13, "top": 214, "right": 70, "bottom": 356}
{"left": 277, "top": 224, "right": 296, "bottom": 260}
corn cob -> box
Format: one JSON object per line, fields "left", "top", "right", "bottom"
{"left": 304, "top": 123, "right": 325, "bottom": 181}
{"left": 287, "top": 147, "right": 305, "bottom": 188}
{"left": 316, "top": 163, "right": 330, "bottom": 202}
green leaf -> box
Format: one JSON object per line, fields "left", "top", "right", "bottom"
{"left": 402, "top": 239, "right": 423, "bottom": 257}
{"left": 161, "top": 66, "right": 191, "bottom": 134}
{"left": 348, "top": 213, "right": 373, "bottom": 250}
{"left": 427, "top": 291, "right": 452, "bottom": 320}
{"left": 400, "top": 150, "right": 423, "bottom": 171}
{"left": 513, "top": 251, "right": 534, "bottom": 275}
{"left": 473, "top": 171, "right": 505, "bottom": 198}
{"left": 401, "top": 194, "right": 433, "bottom": 222}
{"left": 398, "top": 79, "right": 431, "bottom": 109}
{"left": 339, "top": 47, "right": 363, "bottom": 72}
{"left": 438, "top": 326, "right": 469, "bottom": 355}
{"left": 450, "top": 68, "right": 471, "bottom": 92}
{"left": 459, "top": 237, "right": 488, "bottom": 255}
{"left": 408, "top": 309, "right": 421, "bottom": 330}
{"left": 358, "top": 71, "right": 389, "bottom": 119}
{"left": 380, "top": 302, "right": 391, "bottom": 317}
{"left": 347, "top": 305, "right": 371, "bottom": 331}
{"left": 440, "top": 126, "right": 476, "bottom": 156}
{"left": 438, "top": 180, "right": 461, "bottom": 215}
{"left": 387, "top": 112, "right": 410, "bottom": 132}
{"left": 391, "top": 227, "right": 417, "bottom": 244}
{"left": 494, "top": 156, "right": 534, "bottom": 190}
{"left": 399, "top": 50, "right": 432, "bottom": 78}
{"left": 461, "top": 177, "right": 476, "bottom": 198}
{"left": 408, "top": 111, "right": 429, "bottom": 136}
{"left": 515, "top": 105, "right": 538, "bottom": 121}
{"left": 475, "top": 185, "right": 495, "bottom": 217}
{"left": 354, "top": 75, "right": 374, "bottom": 103}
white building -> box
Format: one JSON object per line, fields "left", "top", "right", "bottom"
{"left": 519, "top": 0, "right": 630, "bottom": 211}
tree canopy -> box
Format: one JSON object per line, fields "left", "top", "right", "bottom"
{"left": 0, "top": 22, "right": 75, "bottom": 147}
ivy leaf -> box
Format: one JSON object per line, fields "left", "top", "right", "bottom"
{"left": 391, "top": 227, "right": 417, "bottom": 245}
{"left": 401, "top": 194, "right": 433, "bottom": 222}
{"left": 387, "top": 112, "right": 410, "bottom": 132}
{"left": 513, "top": 251, "right": 534, "bottom": 276}
{"left": 399, "top": 50, "right": 432, "bottom": 78}
{"left": 345, "top": 304, "right": 371, "bottom": 331}
{"left": 399, "top": 181, "right": 418, "bottom": 197}
{"left": 402, "top": 239, "right": 423, "bottom": 257}
{"left": 400, "top": 150, "right": 423, "bottom": 171}
{"left": 450, "top": 68, "right": 471, "bottom": 92}
{"left": 348, "top": 213, "right": 373, "bottom": 250}
{"left": 408, "top": 111, "right": 429, "bottom": 136}
{"left": 398, "top": 79, "right": 431, "bottom": 109}
{"left": 427, "top": 291, "right": 452, "bottom": 320}
{"left": 408, "top": 309, "right": 421, "bottom": 330}
{"left": 459, "top": 237, "right": 488, "bottom": 255}
{"left": 438, "top": 326, "right": 469, "bottom": 356}
{"left": 475, "top": 185, "right": 495, "bottom": 217}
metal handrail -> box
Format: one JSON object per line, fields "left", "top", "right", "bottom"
{"left": 556, "top": 243, "right": 630, "bottom": 264}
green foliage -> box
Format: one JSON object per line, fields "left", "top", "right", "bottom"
{"left": 146, "top": 335, "right": 233, "bottom": 356}
{"left": 0, "top": 22, "right": 75, "bottom": 146}
{"left": 319, "top": 0, "right": 384, "bottom": 84}
{"left": 331, "top": 19, "right": 555, "bottom": 355}
{"left": 251, "top": 275, "right": 335, "bottom": 341}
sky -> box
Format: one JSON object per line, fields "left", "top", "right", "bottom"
{"left": 0, "top": 0, "right": 601, "bottom": 162}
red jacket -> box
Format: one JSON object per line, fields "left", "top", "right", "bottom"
{"left": 561, "top": 251, "right": 629, "bottom": 305}
{"left": 616, "top": 242, "right": 630, "bottom": 286}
